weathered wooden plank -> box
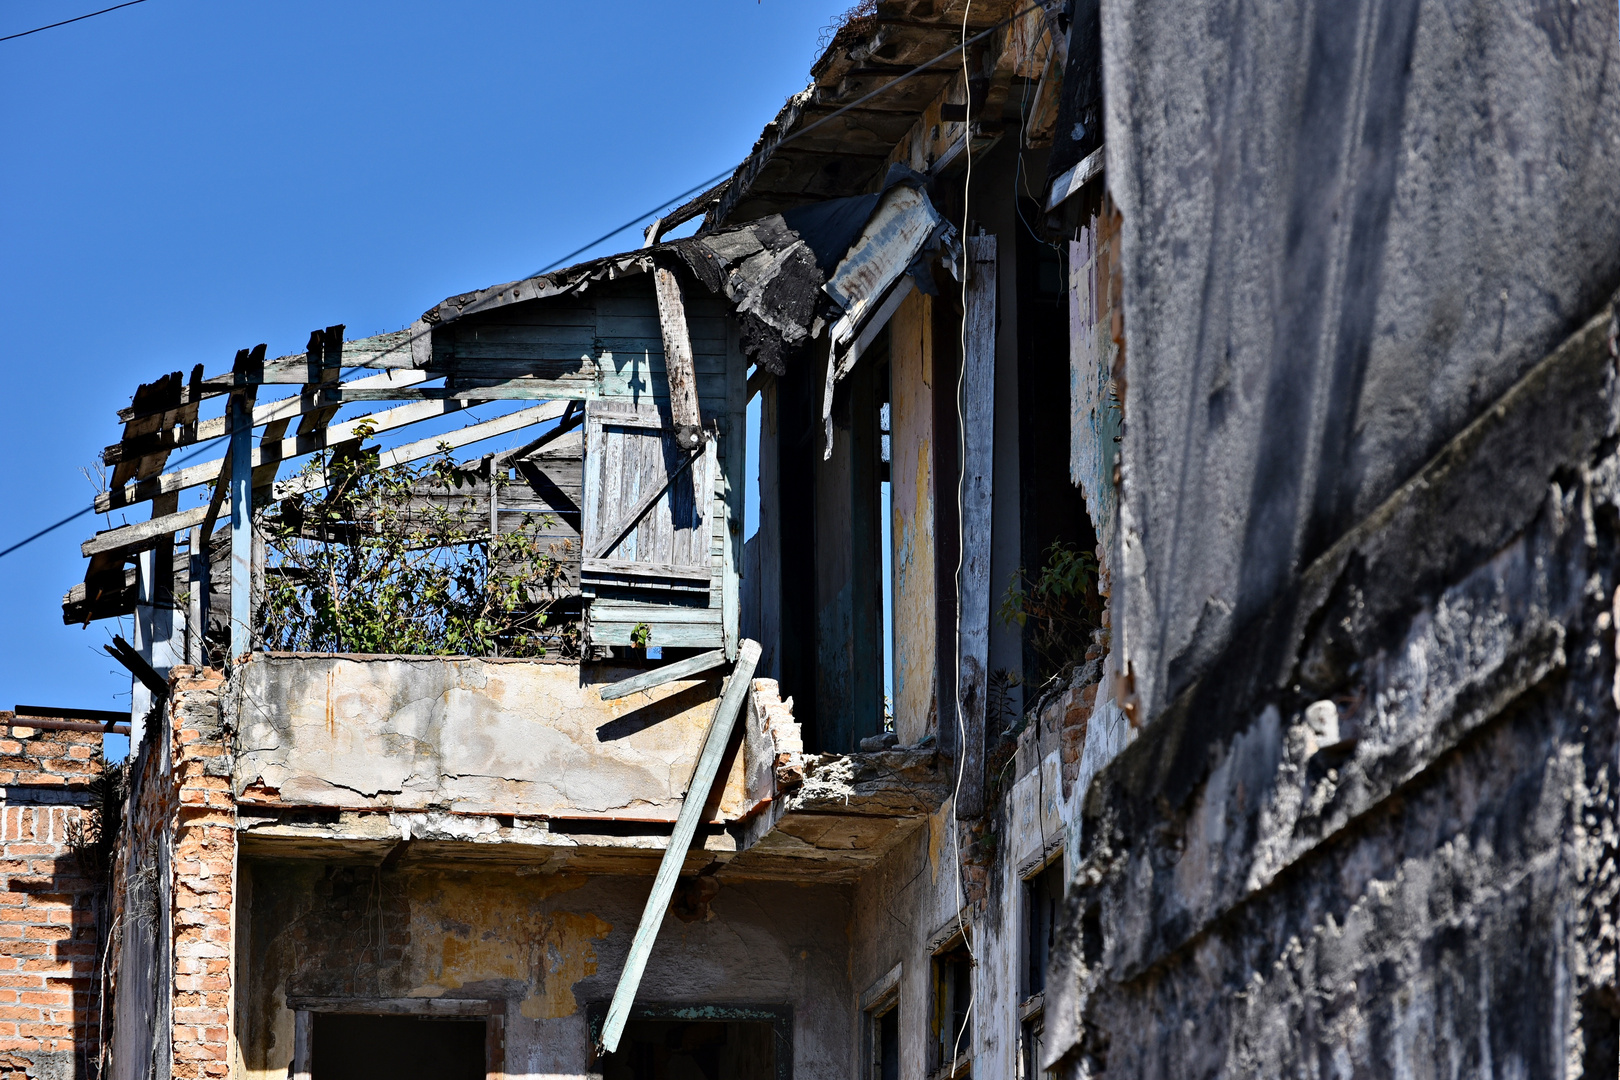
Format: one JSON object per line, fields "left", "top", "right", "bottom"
{"left": 653, "top": 267, "right": 704, "bottom": 452}
{"left": 756, "top": 378, "right": 782, "bottom": 679}
{"left": 326, "top": 381, "right": 592, "bottom": 403}
{"left": 587, "top": 445, "right": 703, "bottom": 561}
{"left": 1045, "top": 143, "right": 1105, "bottom": 212}
{"left": 956, "top": 234, "right": 996, "bottom": 819}
{"left": 891, "top": 288, "right": 938, "bottom": 746}
{"left": 115, "top": 330, "right": 419, "bottom": 424}
{"left": 586, "top": 601, "right": 724, "bottom": 624}
{"left": 99, "top": 397, "right": 487, "bottom": 512}
{"left": 229, "top": 393, "right": 253, "bottom": 660}
{"left": 103, "top": 369, "right": 433, "bottom": 469}
{"left": 597, "top": 648, "right": 728, "bottom": 702}
{"left": 721, "top": 308, "right": 747, "bottom": 658}
{"left": 597, "top": 639, "right": 761, "bottom": 1056}
{"left": 271, "top": 401, "right": 568, "bottom": 500}
{"left": 81, "top": 506, "right": 208, "bottom": 558}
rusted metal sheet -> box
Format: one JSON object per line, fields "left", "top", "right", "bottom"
{"left": 821, "top": 182, "right": 952, "bottom": 458}
{"left": 824, "top": 185, "right": 941, "bottom": 337}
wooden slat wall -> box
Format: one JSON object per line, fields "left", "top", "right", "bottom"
{"left": 441, "top": 277, "right": 743, "bottom": 652}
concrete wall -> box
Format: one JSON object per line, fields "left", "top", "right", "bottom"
{"left": 1105, "top": 0, "right": 1620, "bottom": 725}
{"left": 234, "top": 655, "right": 755, "bottom": 822}
{"left": 845, "top": 655, "right": 1123, "bottom": 1080}
{"left": 1045, "top": 297, "right": 1620, "bottom": 1073}
{"left": 237, "top": 862, "right": 853, "bottom": 1079}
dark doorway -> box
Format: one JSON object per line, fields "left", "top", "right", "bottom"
{"left": 311, "top": 1013, "right": 487, "bottom": 1080}
{"left": 598, "top": 1018, "right": 778, "bottom": 1080}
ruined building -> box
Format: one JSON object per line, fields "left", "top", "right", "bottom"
{"left": 6, "top": 0, "right": 1617, "bottom": 1077}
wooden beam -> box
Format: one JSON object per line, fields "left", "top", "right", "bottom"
{"left": 955, "top": 234, "right": 996, "bottom": 819}
{"left": 99, "top": 396, "right": 484, "bottom": 512}
{"left": 597, "top": 648, "right": 730, "bottom": 702}
{"left": 229, "top": 393, "right": 253, "bottom": 661}
{"left": 323, "top": 381, "right": 592, "bottom": 403}
{"left": 653, "top": 266, "right": 704, "bottom": 452}
{"left": 12, "top": 705, "right": 133, "bottom": 730}
{"left": 81, "top": 506, "right": 209, "bottom": 558}
{"left": 598, "top": 639, "right": 761, "bottom": 1055}
{"left": 270, "top": 401, "right": 569, "bottom": 500}
{"left": 105, "top": 635, "right": 169, "bottom": 701}
{"left": 4, "top": 714, "right": 131, "bottom": 737}
{"left": 103, "top": 369, "right": 433, "bottom": 469}
{"left": 1045, "top": 144, "right": 1106, "bottom": 212}
{"left": 85, "top": 402, "right": 566, "bottom": 557}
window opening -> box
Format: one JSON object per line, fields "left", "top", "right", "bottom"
{"left": 311, "top": 1013, "right": 487, "bottom": 1080}
{"left": 932, "top": 936, "right": 973, "bottom": 1076}
{"left": 588, "top": 1004, "right": 790, "bottom": 1080}
{"left": 874, "top": 1003, "right": 900, "bottom": 1080}
{"left": 1024, "top": 859, "right": 1064, "bottom": 998}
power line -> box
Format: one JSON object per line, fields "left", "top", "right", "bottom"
{"left": 528, "top": 0, "right": 1047, "bottom": 276}
{"left": 533, "top": 169, "right": 735, "bottom": 276}
{"left": 0, "top": 436, "right": 214, "bottom": 560}
{"left": 0, "top": 0, "right": 153, "bottom": 44}
{"left": 0, "top": 505, "right": 94, "bottom": 560}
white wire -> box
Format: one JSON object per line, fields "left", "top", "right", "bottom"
{"left": 948, "top": 2, "right": 978, "bottom": 1076}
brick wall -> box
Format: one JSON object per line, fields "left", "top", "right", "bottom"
{"left": 166, "top": 669, "right": 233, "bottom": 1080}
{"left": 105, "top": 667, "right": 234, "bottom": 1080}
{"left": 0, "top": 721, "right": 106, "bottom": 1080}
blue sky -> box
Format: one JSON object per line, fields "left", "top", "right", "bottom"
{"left": 0, "top": 0, "right": 846, "bottom": 748}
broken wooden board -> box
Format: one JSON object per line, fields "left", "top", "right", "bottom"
{"left": 653, "top": 266, "right": 704, "bottom": 451}
{"left": 598, "top": 639, "right": 762, "bottom": 1055}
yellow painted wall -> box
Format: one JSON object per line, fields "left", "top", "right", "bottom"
{"left": 889, "top": 289, "right": 938, "bottom": 746}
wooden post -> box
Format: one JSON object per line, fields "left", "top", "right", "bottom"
{"left": 229, "top": 392, "right": 253, "bottom": 662}
{"left": 188, "top": 525, "right": 206, "bottom": 667}
{"left": 653, "top": 266, "right": 704, "bottom": 452}
{"left": 956, "top": 235, "right": 997, "bottom": 819}
{"left": 599, "top": 639, "right": 761, "bottom": 1055}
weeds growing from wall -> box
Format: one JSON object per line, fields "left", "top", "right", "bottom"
{"left": 66, "top": 756, "right": 128, "bottom": 884}
{"left": 999, "top": 540, "right": 1101, "bottom": 689}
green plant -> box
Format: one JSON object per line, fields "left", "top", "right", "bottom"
{"left": 999, "top": 540, "right": 1100, "bottom": 687}
{"left": 629, "top": 622, "right": 652, "bottom": 649}
{"left": 66, "top": 755, "right": 128, "bottom": 883}
{"left": 259, "top": 428, "right": 577, "bottom": 658}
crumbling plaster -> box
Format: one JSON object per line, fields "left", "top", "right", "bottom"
{"left": 233, "top": 655, "right": 755, "bottom": 821}
{"left": 1044, "top": 300, "right": 1620, "bottom": 1074}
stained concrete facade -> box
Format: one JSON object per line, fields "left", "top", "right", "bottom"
{"left": 36, "top": 0, "right": 1619, "bottom": 1077}
{"left": 238, "top": 865, "right": 853, "bottom": 1079}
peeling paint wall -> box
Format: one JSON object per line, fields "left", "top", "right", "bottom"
{"left": 890, "top": 289, "right": 939, "bottom": 747}
{"left": 238, "top": 863, "right": 853, "bottom": 1080}
{"left": 234, "top": 655, "right": 754, "bottom": 821}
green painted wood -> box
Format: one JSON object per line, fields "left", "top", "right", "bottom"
{"left": 598, "top": 639, "right": 760, "bottom": 1056}
{"left": 597, "top": 647, "right": 728, "bottom": 701}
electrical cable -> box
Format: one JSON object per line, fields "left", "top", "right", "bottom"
{"left": 948, "top": 2, "right": 979, "bottom": 1077}
{"left": 0, "top": 0, "right": 151, "bottom": 44}
{"left": 527, "top": 0, "right": 1049, "bottom": 278}
{"left": 0, "top": 389, "right": 488, "bottom": 562}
